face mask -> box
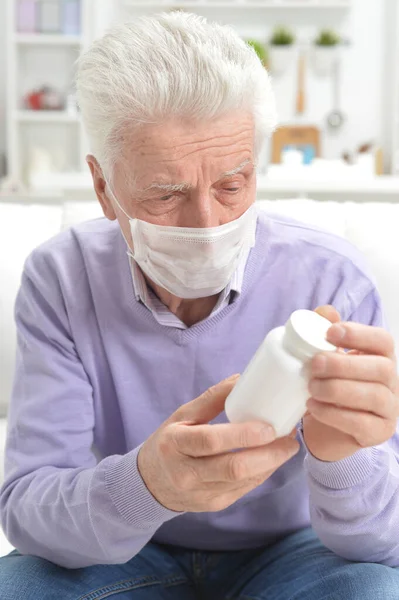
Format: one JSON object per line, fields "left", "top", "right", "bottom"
{"left": 106, "top": 183, "right": 258, "bottom": 299}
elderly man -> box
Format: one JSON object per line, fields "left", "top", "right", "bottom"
{"left": 1, "top": 11, "right": 399, "bottom": 600}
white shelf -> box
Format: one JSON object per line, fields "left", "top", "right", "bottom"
{"left": 17, "top": 170, "right": 397, "bottom": 200}
{"left": 124, "top": 0, "right": 352, "bottom": 7}
{"left": 13, "top": 34, "right": 82, "bottom": 46}
{"left": 256, "top": 175, "right": 399, "bottom": 196}
{"left": 14, "top": 110, "right": 80, "bottom": 123}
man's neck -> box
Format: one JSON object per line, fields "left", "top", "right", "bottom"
{"left": 144, "top": 275, "right": 219, "bottom": 327}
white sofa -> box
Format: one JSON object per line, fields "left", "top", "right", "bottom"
{"left": 1, "top": 198, "right": 399, "bottom": 558}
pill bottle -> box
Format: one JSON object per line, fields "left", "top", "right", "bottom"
{"left": 225, "top": 309, "right": 337, "bottom": 437}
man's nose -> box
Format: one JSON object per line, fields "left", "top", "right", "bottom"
{"left": 187, "top": 194, "right": 219, "bottom": 228}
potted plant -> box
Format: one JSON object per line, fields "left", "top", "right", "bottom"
{"left": 313, "top": 29, "right": 341, "bottom": 76}
{"left": 246, "top": 39, "right": 269, "bottom": 69}
{"left": 269, "top": 26, "right": 295, "bottom": 76}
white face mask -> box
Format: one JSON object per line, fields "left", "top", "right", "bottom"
{"left": 107, "top": 183, "right": 258, "bottom": 299}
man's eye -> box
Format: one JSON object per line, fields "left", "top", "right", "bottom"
{"left": 159, "top": 194, "right": 175, "bottom": 201}
{"left": 224, "top": 187, "right": 240, "bottom": 193}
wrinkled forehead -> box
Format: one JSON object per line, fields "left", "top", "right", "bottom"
{"left": 113, "top": 112, "right": 256, "bottom": 191}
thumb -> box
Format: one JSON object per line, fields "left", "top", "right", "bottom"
{"left": 172, "top": 374, "right": 240, "bottom": 425}
{"left": 315, "top": 304, "right": 341, "bottom": 324}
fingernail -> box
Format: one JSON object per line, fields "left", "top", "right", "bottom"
{"left": 309, "top": 379, "right": 321, "bottom": 397}
{"left": 261, "top": 425, "right": 276, "bottom": 442}
{"left": 227, "top": 374, "right": 240, "bottom": 382}
{"left": 328, "top": 325, "right": 346, "bottom": 344}
{"left": 312, "top": 354, "right": 327, "bottom": 376}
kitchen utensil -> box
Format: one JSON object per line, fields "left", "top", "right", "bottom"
{"left": 296, "top": 52, "right": 306, "bottom": 115}
{"left": 326, "top": 58, "right": 345, "bottom": 130}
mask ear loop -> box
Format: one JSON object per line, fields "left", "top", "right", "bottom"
{"left": 104, "top": 179, "right": 135, "bottom": 259}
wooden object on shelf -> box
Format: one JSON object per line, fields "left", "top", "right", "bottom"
{"left": 375, "top": 147, "right": 384, "bottom": 176}
{"left": 296, "top": 52, "right": 306, "bottom": 115}
{"left": 271, "top": 125, "right": 321, "bottom": 164}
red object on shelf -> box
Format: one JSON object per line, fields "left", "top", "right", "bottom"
{"left": 25, "top": 90, "right": 43, "bottom": 110}
{"left": 24, "top": 87, "right": 64, "bottom": 111}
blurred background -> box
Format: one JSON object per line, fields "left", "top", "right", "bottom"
{"left": 0, "top": 0, "right": 398, "bottom": 202}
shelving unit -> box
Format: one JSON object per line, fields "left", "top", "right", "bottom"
{"left": 13, "top": 33, "right": 81, "bottom": 45}
{"left": 6, "top": 0, "right": 357, "bottom": 189}
{"left": 14, "top": 110, "right": 81, "bottom": 123}
{"left": 6, "top": 0, "right": 94, "bottom": 186}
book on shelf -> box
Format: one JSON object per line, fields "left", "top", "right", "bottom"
{"left": 16, "top": 0, "right": 81, "bottom": 36}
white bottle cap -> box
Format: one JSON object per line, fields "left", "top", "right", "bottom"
{"left": 284, "top": 309, "right": 337, "bottom": 360}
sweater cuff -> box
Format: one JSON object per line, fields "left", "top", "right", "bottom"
{"left": 105, "top": 445, "right": 181, "bottom": 528}
{"left": 298, "top": 427, "right": 378, "bottom": 489}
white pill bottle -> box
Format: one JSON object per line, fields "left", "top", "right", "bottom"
{"left": 225, "top": 310, "right": 337, "bottom": 438}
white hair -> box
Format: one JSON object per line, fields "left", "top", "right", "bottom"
{"left": 76, "top": 11, "right": 278, "bottom": 181}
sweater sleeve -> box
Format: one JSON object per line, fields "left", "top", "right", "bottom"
{"left": 0, "top": 250, "right": 178, "bottom": 569}
{"left": 304, "top": 289, "right": 399, "bottom": 567}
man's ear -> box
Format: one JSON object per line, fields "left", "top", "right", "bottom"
{"left": 86, "top": 155, "right": 117, "bottom": 221}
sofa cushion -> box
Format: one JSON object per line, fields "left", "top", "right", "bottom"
{"left": 61, "top": 201, "right": 103, "bottom": 231}
{"left": 258, "top": 199, "right": 346, "bottom": 237}
{"left": 344, "top": 202, "right": 399, "bottom": 351}
{"left": 0, "top": 203, "right": 62, "bottom": 415}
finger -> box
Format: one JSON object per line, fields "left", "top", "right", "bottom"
{"left": 311, "top": 353, "right": 397, "bottom": 391}
{"left": 306, "top": 398, "right": 397, "bottom": 447}
{"left": 209, "top": 469, "right": 278, "bottom": 512}
{"left": 173, "top": 421, "right": 276, "bottom": 457}
{"left": 201, "top": 466, "right": 276, "bottom": 499}
{"left": 171, "top": 375, "right": 239, "bottom": 425}
{"left": 314, "top": 305, "right": 341, "bottom": 324}
{"left": 196, "top": 437, "right": 300, "bottom": 483}
{"left": 308, "top": 379, "right": 396, "bottom": 419}
{"left": 326, "top": 322, "right": 395, "bottom": 358}
{"left": 203, "top": 469, "right": 277, "bottom": 512}
{"left": 174, "top": 464, "right": 277, "bottom": 513}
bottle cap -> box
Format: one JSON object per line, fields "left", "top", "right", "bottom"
{"left": 284, "top": 309, "right": 337, "bottom": 360}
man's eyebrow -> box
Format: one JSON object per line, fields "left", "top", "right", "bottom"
{"left": 140, "top": 182, "right": 191, "bottom": 193}
{"left": 139, "top": 159, "right": 254, "bottom": 194}
{"left": 220, "top": 159, "right": 253, "bottom": 179}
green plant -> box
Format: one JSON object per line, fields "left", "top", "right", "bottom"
{"left": 270, "top": 26, "right": 295, "bottom": 46}
{"left": 246, "top": 39, "right": 268, "bottom": 67}
{"left": 315, "top": 29, "right": 341, "bottom": 46}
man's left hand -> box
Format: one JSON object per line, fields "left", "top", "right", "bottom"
{"left": 303, "top": 305, "right": 399, "bottom": 462}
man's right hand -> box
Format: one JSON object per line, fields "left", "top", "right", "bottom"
{"left": 137, "top": 375, "right": 300, "bottom": 513}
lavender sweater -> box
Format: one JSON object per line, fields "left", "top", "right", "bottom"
{"left": 1, "top": 211, "right": 399, "bottom": 569}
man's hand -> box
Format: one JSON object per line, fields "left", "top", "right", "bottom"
{"left": 138, "top": 375, "right": 300, "bottom": 513}
{"left": 303, "top": 305, "right": 399, "bottom": 462}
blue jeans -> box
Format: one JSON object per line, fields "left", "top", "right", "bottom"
{"left": 1, "top": 528, "right": 399, "bottom": 599}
